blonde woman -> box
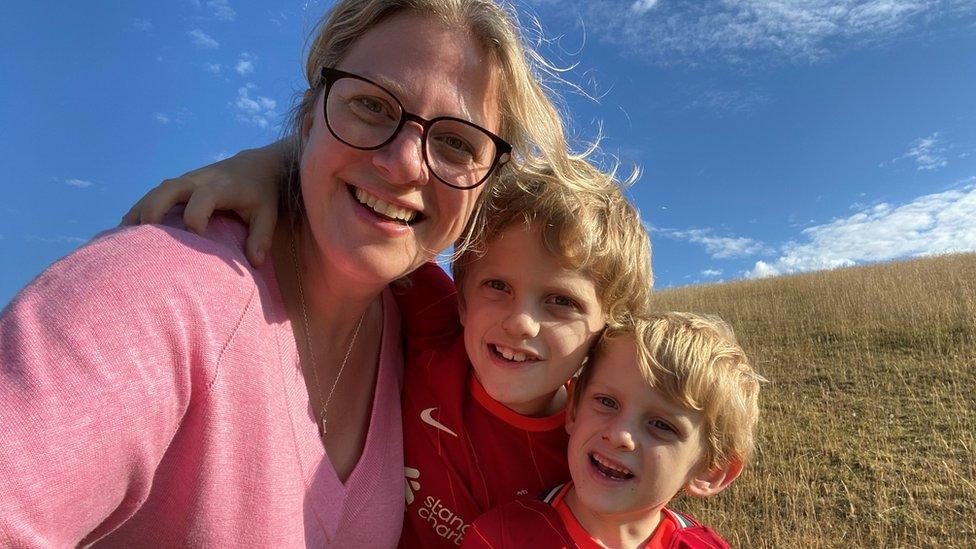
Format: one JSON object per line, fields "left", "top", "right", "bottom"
{"left": 0, "top": 1, "right": 582, "bottom": 546}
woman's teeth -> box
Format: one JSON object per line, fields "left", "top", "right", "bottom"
{"left": 354, "top": 187, "right": 417, "bottom": 223}
{"left": 591, "top": 453, "right": 634, "bottom": 480}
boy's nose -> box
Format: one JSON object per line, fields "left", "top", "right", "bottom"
{"left": 603, "top": 427, "right": 636, "bottom": 452}
{"left": 501, "top": 310, "right": 540, "bottom": 339}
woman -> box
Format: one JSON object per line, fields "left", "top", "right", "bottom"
{"left": 0, "top": 1, "right": 577, "bottom": 546}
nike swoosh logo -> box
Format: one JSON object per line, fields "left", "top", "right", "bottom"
{"left": 420, "top": 407, "right": 458, "bottom": 437}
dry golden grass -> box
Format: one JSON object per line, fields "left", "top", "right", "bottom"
{"left": 654, "top": 253, "right": 976, "bottom": 548}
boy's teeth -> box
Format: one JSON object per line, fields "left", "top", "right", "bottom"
{"left": 354, "top": 188, "right": 417, "bottom": 223}
{"left": 592, "top": 453, "right": 634, "bottom": 479}
{"left": 495, "top": 345, "right": 531, "bottom": 362}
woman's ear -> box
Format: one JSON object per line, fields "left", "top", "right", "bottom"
{"left": 685, "top": 459, "right": 743, "bottom": 498}
{"left": 300, "top": 89, "right": 317, "bottom": 139}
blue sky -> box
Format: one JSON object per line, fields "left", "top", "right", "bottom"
{"left": 2, "top": 0, "right": 976, "bottom": 307}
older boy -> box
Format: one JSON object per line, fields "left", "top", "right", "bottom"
{"left": 463, "top": 313, "right": 764, "bottom": 549}
{"left": 395, "top": 160, "right": 652, "bottom": 548}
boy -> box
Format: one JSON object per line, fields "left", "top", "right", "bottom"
{"left": 395, "top": 160, "right": 653, "bottom": 548}
{"left": 463, "top": 313, "right": 764, "bottom": 548}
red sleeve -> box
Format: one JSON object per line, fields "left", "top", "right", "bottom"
{"left": 393, "top": 262, "right": 460, "bottom": 340}
{"left": 462, "top": 512, "right": 505, "bottom": 548}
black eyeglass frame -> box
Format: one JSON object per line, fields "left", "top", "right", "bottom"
{"left": 319, "top": 67, "right": 512, "bottom": 190}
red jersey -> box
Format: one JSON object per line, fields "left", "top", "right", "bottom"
{"left": 463, "top": 483, "right": 731, "bottom": 549}
{"left": 395, "top": 263, "right": 570, "bottom": 548}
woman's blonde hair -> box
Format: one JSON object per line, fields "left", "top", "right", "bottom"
{"left": 452, "top": 157, "right": 652, "bottom": 327}
{"left": 573, "top": 313, "right": 766, "bottom": 470}
{"left": 282, "top": 0, "right": 586, "bottom": 240}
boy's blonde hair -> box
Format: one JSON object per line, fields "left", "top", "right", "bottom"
{"left": 573, "top": 312, "right": 765, "bottom": 470}
{"left": 451, "top": 157, "right": 653, "bottom": 327}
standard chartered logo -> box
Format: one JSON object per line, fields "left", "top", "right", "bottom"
{"left": 405, "top": 467, "right": 421, "bottom": 505}
{"left": 418, "top": 496, "right": 470, "bottom": 546}
{"left": 404, "top": 466, "right": 470, "bottom": 545}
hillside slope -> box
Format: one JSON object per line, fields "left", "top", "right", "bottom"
{"left": 653, "top": 253, "right": 976, "bottom": 548}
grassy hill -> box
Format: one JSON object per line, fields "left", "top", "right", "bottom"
{"left": 653, "top": 253, "right": 976, "bottom": 548}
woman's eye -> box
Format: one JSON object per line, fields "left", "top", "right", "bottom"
{"left": 350, "top": 95, "right": 395, "bottom": 118}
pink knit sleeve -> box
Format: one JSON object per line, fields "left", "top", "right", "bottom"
{"left": 0, "top": 224, "right": 254, "bottom": 546}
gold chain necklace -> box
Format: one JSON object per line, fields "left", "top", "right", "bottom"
{"left": 290, "top": 234, "right": 365, "bottom": 439}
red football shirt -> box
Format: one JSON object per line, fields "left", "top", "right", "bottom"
{"left": 463, "top": 483, "right": 730, "bottom": 549}
{"left": 395, "top": 263, "right": 571, "bottom": 548}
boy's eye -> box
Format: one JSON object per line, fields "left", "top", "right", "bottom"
{"left": 650, "top": 419, "right": 675, "bottom": 433}
{"left": 485, "top": 279, "right": 508, "bottom": 292}
{"left": 595, "top": 395, "right": 618, "bottom": 410}
{"left": 548, "top": 294, "right": 580, "bottom": 309}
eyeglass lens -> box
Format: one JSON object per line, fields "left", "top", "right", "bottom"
{"left": 325, "top": 77, "right": 499, "bottom": 188}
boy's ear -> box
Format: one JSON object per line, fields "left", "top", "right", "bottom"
{"left": 684, "top": 459, "right": 743, "bottom": 498}
{"left": 564, "top": 387, "right": 577, "bottom": 435}
{"left": 457, "top": 292, "right": 467, "bottom": 326}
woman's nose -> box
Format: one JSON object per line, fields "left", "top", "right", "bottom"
{"left": 371, "top": 121, "right": 429, "bottom": 187}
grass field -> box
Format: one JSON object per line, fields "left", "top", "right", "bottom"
{"left": 653, "top": 253, "right": 976, "bottom": 548}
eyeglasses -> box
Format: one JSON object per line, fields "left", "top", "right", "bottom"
{"left": 319, "top": 67, "right": 511, "bottom": 190}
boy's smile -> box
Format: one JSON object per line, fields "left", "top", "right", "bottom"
{"left": 459, "top": 222, "right": 606, "bottom": 417}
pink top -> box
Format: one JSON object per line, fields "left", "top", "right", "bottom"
{"left": 0, "top": 217, "right": 405, "bottom": 547}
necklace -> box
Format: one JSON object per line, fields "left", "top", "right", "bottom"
{"left": 290, "top": 234, "right": 365, "bottom": 439}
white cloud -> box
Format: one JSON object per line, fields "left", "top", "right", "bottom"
{"left": 746, "top": 180, "right": 976, "bottom": 278}
{"left": 631, "top": 0, "right": 659, "bottom": 14}
{"left": 235, "top": 53, "right": 255, "bottom": 75}
{"left": 188, "top": 29, "right": 219, "bottom": 49}
{"left": 205, "top": 0, "right": 236, "bottom": 21}
{"left": 132, "top": 18, "right": 153, "bottom": 32}
{"left": 902, "top": 132, "right": 949, "bottom": 171}
{"left": 547, "top": 0, "right": 976, "bottom": 65}
{"left": 232, "top": 84, "right": 277, "bottom": 128}
{"left": 687, "top": 88, "right": 770, "bottom": 115}
{"left": 152, "top": 108, "right": 192, "bottom": 126}
{"left": 701, "top": 268, "right": 723, "bottom": 277}
{"left": 205, "top": 63, "right": 222, "bottom": 74}
{"left": 658, "top": 228, "right": 770, "bottom": 259}
{"left": 154, "top": 112, "right": 170, "bottom": 124}
{"left": 63, "top": 178, "right": 94, "bottom": 188}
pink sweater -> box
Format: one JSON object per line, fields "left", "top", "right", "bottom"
{"left": 0, "top": 217, "right": 405, "bottom": 547}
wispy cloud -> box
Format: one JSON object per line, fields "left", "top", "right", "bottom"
{"left": 131, "top": 18, "right": 153, "bottom": 32}
{"left": 206, "top": 0, "right": 236, "bottom": 21}
{"left": 232, "top": 84, "right": 277, "bottom": 128}
{"left": 25, "top": 234, "right": 87, "bottom": 245}
{"left": 205, "top": 63, "right": 222, "bottom": 75}
{"left": 657, "top": 227, "right": 771, "bottom": 259}
{"left": 188, "top": 29, "right": 219, "bottom": 49}
{"left": 701, "top": 268, "right": 723, "bottom": 277}
{"left": 687, "top": 88, "right": 770, "bottom": 116}
{"left": 61, "top": 178, "right": 95, "bottom": 188}
{"left": 900, "top": 132, "right": 949, "bottom": 171}
{"left": 235, "top": 53, "right": 255, "bottom": 76}
{"left": 747, "top": 180, "right": 976, "bottom": 278}
{"left": 544, "top": 0, "right": 976, "bottom": 65}
{"left": 152, "top": 108, "right": 192, "bottom": 126}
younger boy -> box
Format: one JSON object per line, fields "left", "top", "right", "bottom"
{"left": 463, "top": 313, "right": 764, "bottom": 549}
{"left": 396, "top": 159, "right": 653, "bottom": 548}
